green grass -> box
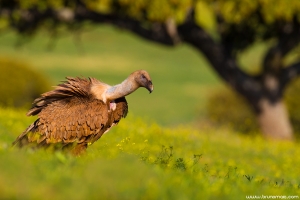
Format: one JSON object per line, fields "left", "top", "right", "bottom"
{"left": 0, "top": 25, "right": 221, "bottom": 126}
{"left": 0, "top": 107, "right": 299, "bottom": 199}
{"left": 1, "top": 25, "right": 299, "bottom": 199}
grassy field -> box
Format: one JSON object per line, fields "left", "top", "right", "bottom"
{"left": 0, "top": 107, "right": 299, "bottom": 199}
{"left": 1, "top": 26, "right": 299, "bottom": 199}
{"left": 0, "top": 25, "right": 222, "bottom": 126}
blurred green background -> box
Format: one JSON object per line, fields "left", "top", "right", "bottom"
{"left": 0, "top": 25, "right": 221, "bottom": 126}
{"left": 2, "top": 25, "right": 299, "bottom": 132}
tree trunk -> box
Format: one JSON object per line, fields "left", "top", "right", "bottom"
{"left": 257, "top": 98, "right": 293, "bottom": 140}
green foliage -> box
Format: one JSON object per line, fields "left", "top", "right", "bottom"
{"left": 200, "top": 0, "right": 300, "bottom": 24}
{"left": 9, "top": 0, "right": 300, "bottom": 24}
{"left": 195, "top": 1, "right": 216, "bottom": 32}
{"left": 0, "top": 108, "right": 300, "bottom": 199}
{"left": 109, "top": 0, "right": 192, "bottom": 23}
{"left": 206, "top": 79, "right": 300, "bottom": 134}
{"left": 0, "top": 56, "right": 51, "bottom": 108}
{"left": 4, "top": 0, "right": 300, "bottom": 35}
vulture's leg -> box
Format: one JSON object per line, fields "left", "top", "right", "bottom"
{"left": 71, "top": 143, "right": 88, "bottom": 156}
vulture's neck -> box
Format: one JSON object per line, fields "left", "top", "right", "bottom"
{"left": 104, "top": 76, "right": 139, "bottom": 102}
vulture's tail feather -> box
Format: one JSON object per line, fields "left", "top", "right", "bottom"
{"left": 12, "top": 120, "right": 39, "bottom": 147}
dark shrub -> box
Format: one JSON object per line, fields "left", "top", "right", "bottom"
{"left": 0, "top": 56, "right": 51, "bottom": 108}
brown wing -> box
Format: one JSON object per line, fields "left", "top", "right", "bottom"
{"left": 86, "top": 97, "right": 128, "bottom": 145}
{"left": 27, "top": 77, "right": 93, "bottom": 116}
{"left": 13, "top": 97, "right": 110, "bottom": 148}
{"left": 13, "top": 77, "right": 111, "bottom": 151}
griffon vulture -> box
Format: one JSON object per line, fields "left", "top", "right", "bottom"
{"left": 13, "top": 70, "right": 153, "bottom": 155}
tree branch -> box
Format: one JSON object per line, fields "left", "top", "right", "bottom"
{"left": 75, "top": 5, "right": 177, "bottom": 46}
{"left": 1, "top": 3, "right": 177, "bottom": 46}
{"left": 261, "top": 19, "right": 300, "bottom": 102}
{"left": 177, "top": 18, "right": 263, "bottom": 110}
{"left": 263, "top": 19, "right": 300, "bottom": 74}
{"left": 281, "top": 61, "right": 300, "bottom": 88}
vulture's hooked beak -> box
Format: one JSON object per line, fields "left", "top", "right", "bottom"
{"left": 147, "top": 81, "right": 153, "bottom": 93}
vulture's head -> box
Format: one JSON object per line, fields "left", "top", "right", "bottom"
{"left": 133, "top": 70, "right": 153, "bottom": 93}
